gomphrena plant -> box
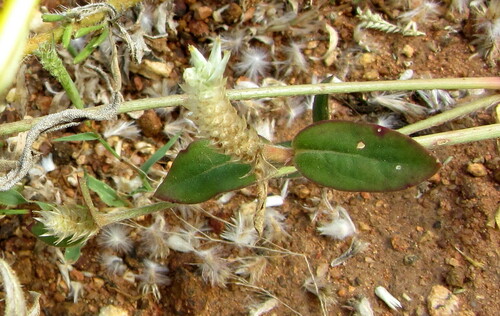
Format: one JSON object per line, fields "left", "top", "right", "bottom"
{"left": 0, "top": 0, "right": 499, "bottom": 314}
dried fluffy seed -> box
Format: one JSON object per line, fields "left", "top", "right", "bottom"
{"left": 98, "top": 224, "right": 133, "bottom": 254}
{"left": 235, "top": 47, "right": 271, "bottom": 80}
{"left": 221, "top": 211, "right": 258, "bottom": 247}
{"left": 196, "top": 247, "right": 231, "bottom": 287}
{"left": 137, "top": 260, "right": 171, "bottom": 301}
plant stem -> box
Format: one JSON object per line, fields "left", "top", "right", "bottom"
{"left": 414, "top": 124, "right": 500, "bottom": 149}
{"left": 398, "top": 94, "right": 500, "bottom": 135}
{"left": 1, "top": 77, "right": 499, "bottom": 137}
{"left": 24, "top": 0, "right": 143, "bottom": 56}
{"left": 99, "top": 201, "right": 175, "bottom": 225}
{"left": 226, "top": 77, "right": 500, "bottom": 100}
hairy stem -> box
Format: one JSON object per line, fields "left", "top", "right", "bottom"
{"left": 1, "top": 77, "right": 498, "bottom": 136}
{"left": 99, "top": 202, "right": 176, "bottom": 225}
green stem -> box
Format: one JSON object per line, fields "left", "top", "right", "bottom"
{"left": 414, "top": 124, "right": 500, "bottom": 149}
{"left": 226, "top": 77, "right": 500, "bottom": 100}
{"left": 99, "top": 201, "right": 175, "bottom": 225}
{"left": 1, "top": 77, "right": 498, "bottom": 137}
{"left": 24, "top": 0, "right": 144, "bottom": 56}
{"left": 398, "top": 94, "right": 500, "bottom": 135}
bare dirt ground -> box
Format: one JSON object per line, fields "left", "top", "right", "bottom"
{"left": 0, "top": 0, "right": 499, "bottom": 315}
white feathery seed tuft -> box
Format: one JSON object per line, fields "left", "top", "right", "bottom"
{"left": 235, "top": 257, "right": 267, "bottom": 284}
{"left": 280, "top": 42, "right": 308, "bottom": 75}
{"left": 166, "top": 234, "right": 196, "bottom": 253}
{"left": 398, "top": 1, "right": 441, "bottom": 23}
{"left": 137, "top": 260, "right": 171, "bottom": 301}
{"left": 101, "top": 254, "right": 127, "bottom": 275}
{"left": 98, "top": 224, "right": 133, "bottom": 254}
{"left": 140, "top": 215, "right": 170, "bottom": 259}
{"left": 317, "top": 205, "right": 356, "bottom": 240}
{"left": 221, "top": 211, "right": 258, "bottom": 247}
{"left": 103, "top": 120, "right": 141, "bottom": 139}
{"left": 235, "top": 47, "right": 271, "bottom": 81}
{"left": 196, "top": 246, "right": 232, "bottom": 287}
{"left": 41, "top": 153, "right": 57, "bottom": 173}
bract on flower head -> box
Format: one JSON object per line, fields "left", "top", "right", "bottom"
{"left": 183, "top": 38, "right": 230, "bottom": 92}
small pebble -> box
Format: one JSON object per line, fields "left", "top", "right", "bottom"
{"left": 391, "top": 235, "right": 410, "bottom": 252}
{"left": 359, "top": 53, "right": 375, "bottom": 66}
{"left": 137, "top": 110, "right": 162, "bottom": 137}
{"left": 403, "top": 254, "right": 418, "bottom": 266}
{"left": 466, "top": 162, "right": 488, "bottom": 177}
{"left": 445, "top": 268, "right": 465, "bottom": 287}
{"left": 363, "top": 69, "right": 380, "bottom": 80}
{"left": 222, "top": 3, "right": 242, "bottom": 24}
{"left": 402, "top": 44, "right": 414, "bottom": 58}
{"left": 99, "top": 305, "right": 129, "bottom": 316}
{"left": 194, "top": 6, "right": 212, "bottom": 20}
{"left": 189, "top": 20, "right": 209, "bottom": 37}
{"left": 93, "top": 277, "right": 105, "bottom": 289}
{"left": 445, "top": 257, "right": 461, "bottom": 267}
{"left": 427, "top": 285, "right": 459, "bottom": 316}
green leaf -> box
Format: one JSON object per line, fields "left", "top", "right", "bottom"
{"left": 0, "top": 189, "right": 27, "bottom": 206}
{"left": 292, "top": 120, "right": 440, "bottom": 192}
{"left": 74, "top": 23, "right": 105, "bottom": 39}
{"left": 30, "top": 222, "right": 85, "bottom": 248}
{"left": 86, "top": 175, "right": 127, "bottom": 207}
{"left": 62, "top": 24, "right": 73, "bottom": 49}
{"left": 312, "top": 76, "right": 333, "bottom": 122}
{"left": 54, "top": 132, "right": 99, "bottom": 142}
{"left": 64, "top": 243, "right": 85, "bottom": 263}
{"left": 73, "top": 27, "right": 109, "bottom": 64}
{"left": 97, "top": 136, "right": 121, "bottom": 159}
{"left": 154, "top": 140, "right": 256, "bottom": 204}
{"left": 33, "top": 201, "right": 54, "bottom": 211}
{"left": 141, "top": 131, "right": 181, "bottom": 173}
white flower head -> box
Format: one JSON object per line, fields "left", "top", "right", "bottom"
{"left": 183, "top": 38, "right": 230, "bottom": 97}
{"left": 35, "top": 205, "right": 99, "bottom": 244}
